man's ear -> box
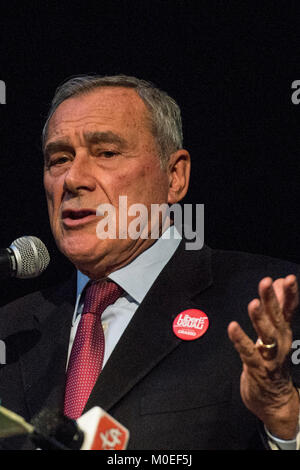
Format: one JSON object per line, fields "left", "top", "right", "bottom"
{"left": 167, "top": 149, "right": 191, "bottom": 204}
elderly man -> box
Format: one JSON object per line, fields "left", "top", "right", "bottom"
{"left": 0, "top": 75, "right": 299, "bottom": 450}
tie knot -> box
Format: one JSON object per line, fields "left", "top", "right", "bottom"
{"left": 82, "top": 280, "right": 123, "bottom": 316}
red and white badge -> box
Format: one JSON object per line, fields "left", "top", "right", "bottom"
{"left": 173, "top": 309, "right": 209, "bottom": 341}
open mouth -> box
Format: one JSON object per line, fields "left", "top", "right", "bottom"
{"left": 62, "top": 209, "right": 97, "bottom": 227}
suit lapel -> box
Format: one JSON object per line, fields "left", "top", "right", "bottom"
{"left": 85, "top": 243, "right": 213, "bottom": 412}
{"left": 19, "top": 275, "right": 76, "bottom": 418}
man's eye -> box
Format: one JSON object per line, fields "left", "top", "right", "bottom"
{"left": 49, "top": 155, "right": 70, "bottom": 166}
{"left": 95, "top": 149, "right": 119, "bottom": 158}
{"left": 101, "top": 151, "right": 118, "bottom": 158}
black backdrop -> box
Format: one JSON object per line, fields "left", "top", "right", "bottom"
{"left": 0, "top": 1, "right": 300, "bottom": 306}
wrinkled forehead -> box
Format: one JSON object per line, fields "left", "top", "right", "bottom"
{"left": 45, "top": 87, "right": 154, "bottom": 145}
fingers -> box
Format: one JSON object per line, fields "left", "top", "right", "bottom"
{"left": 258, "top": 275, "right": 298, "bottom": 327}
{"left": 272, "top": 275, "right": 298, "bottom": 321}
{"left": 229, "top": 275, "right": 298, "bottom": 365}
{"left": 227, "top": 321, "right": 261, "bottom": 367}
{"left": 247, "top": 298, "right": 277, "bottom": 348}
{"left": 258, "top": 277, "right": 282, "bottom": 327}
{"left": 282, "top": 275, "right": 298, "bottom": 322}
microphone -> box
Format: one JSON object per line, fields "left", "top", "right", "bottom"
{"left": 0, "top": 405, "right": 129, "bottom": 450}
{"left": 0, "top": 236, "right": 50, "bottom": 280}
{"left": 76, "top": 406, "right": 129, "bottom": 450}
{"left": 30, "top": 408, "right": 84, "bottom": 450}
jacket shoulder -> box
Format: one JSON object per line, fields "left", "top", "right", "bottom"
{"left": 210, "top": 248, "right": 300, "bottom": 277}
{"left": 0, "top": 275, "right": 76, "bottom": 336}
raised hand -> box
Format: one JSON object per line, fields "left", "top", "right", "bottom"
{"left": 228, "top": 275, "right": 299, "bottom": 439}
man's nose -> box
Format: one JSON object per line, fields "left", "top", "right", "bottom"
{"left": 64, "top": 152, "right": 96, "bottom": 194}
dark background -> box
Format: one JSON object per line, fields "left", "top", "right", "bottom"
{"left": 0, "top": 1, "right": 300, "bottom": 305}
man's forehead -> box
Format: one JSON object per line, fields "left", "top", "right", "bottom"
{"left": 46, "top": 86, "right": 151, "bottom": 142}
{"left": 52, "top": 87, "right": 148, "bottom": 124}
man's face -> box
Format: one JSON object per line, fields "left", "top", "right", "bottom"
{"left": 43, "top": 87, "right": 173, "bottom": 278}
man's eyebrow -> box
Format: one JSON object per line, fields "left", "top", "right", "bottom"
{"left": 84, "top": 131, "right": 128, "bottom": 147}
{"left": 43, "top": 139, "right": 75, "bottom": 161}
{"left": 43, "top": 132, "right": 128, "bottom": 162}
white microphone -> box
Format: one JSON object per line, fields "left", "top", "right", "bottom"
{"left": 0, "top": 236, "right": 50, "bottom": 279}
{"left": 77, "top": 407, "right": 129, "bottom": 450}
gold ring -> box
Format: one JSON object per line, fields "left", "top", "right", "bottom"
{"left": 257, "top": 337, "right": 277, "bottom": 350}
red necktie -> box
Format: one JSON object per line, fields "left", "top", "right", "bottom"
{"left": 64, "top": 280, "right": 123, "bottom": 419}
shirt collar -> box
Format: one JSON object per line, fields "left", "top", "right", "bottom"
{"left": 76, "top": 225, "right": 182, "bottom": 305}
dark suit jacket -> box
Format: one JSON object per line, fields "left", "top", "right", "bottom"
{"left": 0, "top": 243, "right": 300, "bottom": 450}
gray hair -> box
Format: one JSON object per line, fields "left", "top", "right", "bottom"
{"left": 42, "top": 74, "right": 183, "bottom": 168}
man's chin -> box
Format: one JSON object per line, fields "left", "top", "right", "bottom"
{"left": 56, "top": 235, "right": 106, "bottom": 267}
{"left": 55, "top": 232, "right": 129, "bottom": 278}
{"left": 62, "top": 249, "right": 107, "bottom": 279}
{"left": 54, "top": 232, "right": 148, "bottom": 278}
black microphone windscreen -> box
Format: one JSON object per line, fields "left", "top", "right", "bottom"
{"left": 30, "top": 408, "right": 84, "bottom": 450}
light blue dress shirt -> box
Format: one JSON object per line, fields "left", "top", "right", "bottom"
{"left": 67, "top": 225, "right": 181, "bottom": 368}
